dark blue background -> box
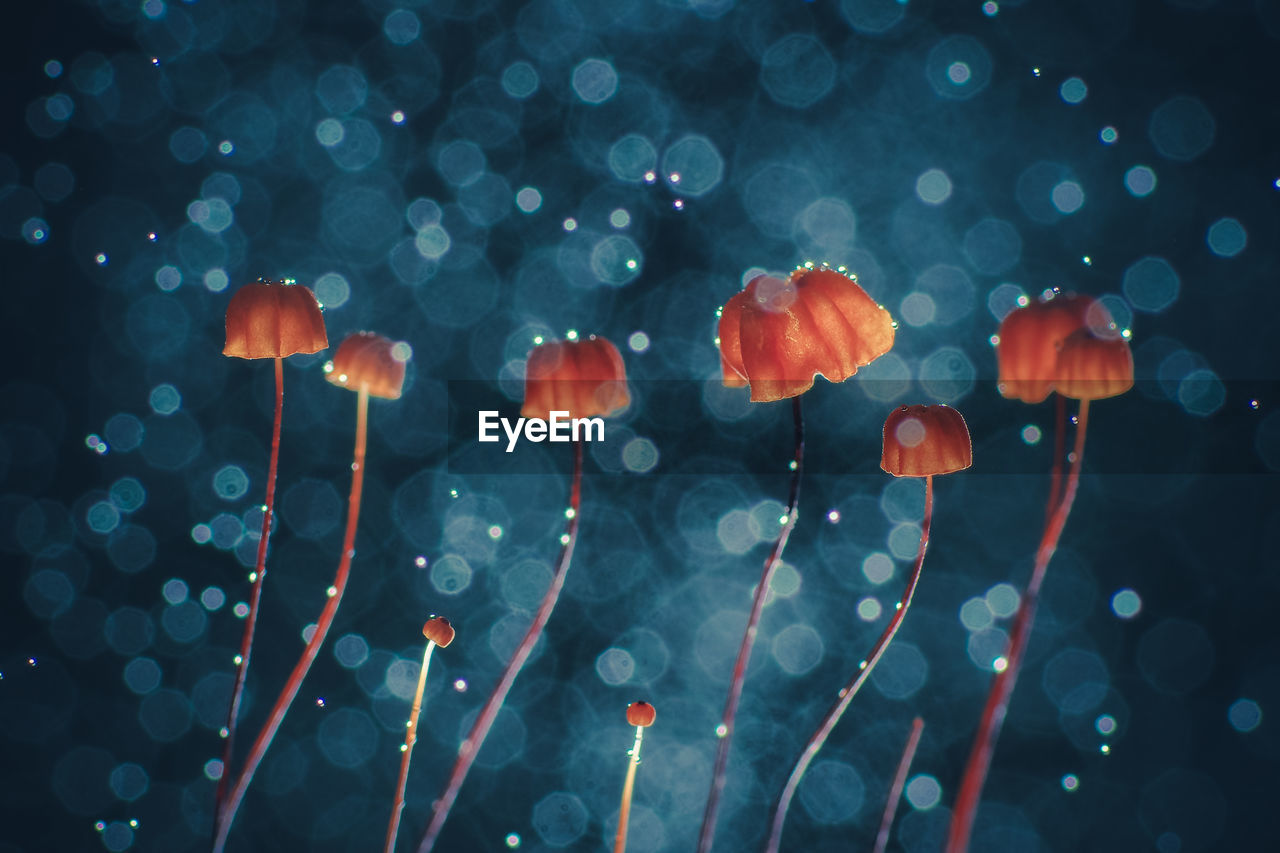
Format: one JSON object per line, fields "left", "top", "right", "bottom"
{"left": 3, "top": 1, "right": 1279, "bottom": 851}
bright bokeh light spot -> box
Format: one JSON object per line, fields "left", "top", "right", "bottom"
{"left": 1111, "top": 588, "right": 1142, "bottom": 619}
{"left": 947, "top": 62, "right": 971, "bottom": 84}
{"left": 862, "top": 552, "right": 894, "bottom": 585}
{"left": 1051, "top": 180, "right": 1085, "bottom": 214}
{"left": 899, "top": 292, "right": 936, "bottom": 327}
{"left": 515, "top": 186, "right": 542, "bottom": 213}
{"left": 627, "top": 331, "right": 649, "bottom": 352}
{"left": 162, "top": 578, "right": 189, "bottom": 605}
{"left": 985, "top": 583, "right": 1020, "bottom": 618}
{"left": 1060, "top": 77, "right": 1088, "bottom": 104}
{"left": 149, "top": 384, "right": 181, "bottom": 415}
{"left": 1021, "top": 424, "right": 1042, "bottom": 445}
{"left": 982, "top": 1, "right": 999, "bottom": 16}
{"left": 1125, "top": 165, "right": 1157, "bottom": 197}
{"left": 905, "top": 775, "right": 941, "bottom": 810}
{"left": 610, "top": 208, "right": 631, "bottom": 228}
{"left": 1096, "top": 714, "right": 1117, "bottom": 736}
{"left": 315, "top": 118, "right": 344, "bottom": 147}
{"left": 1206, "top": 217, "right": 1247, "bottom": 258}
{"left": 916, "top": 168, "right": 952, "bottom": 205}
{"left": 857, "top": 597, "right": 882, "bottom": 622}
{"left": 571, "top": 58, "right": 618, "bottom": 104}
{"left": 1062, "top": 774, "right": 1080, "bottom": 791}
{"left": 1100, "top": 126, "right": 1118, "bottom": 144}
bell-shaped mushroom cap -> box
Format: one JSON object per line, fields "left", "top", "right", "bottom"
{"left": 522, "top": 336, "right": 631, "bottom": 420}
{"left": 718, "top": 265, "right": 895, "bottom": 402}
{"left": 626, "top": 701, "right": 656, "bottom": 727}
{"left": 1053, "top": 328, "right": 1134, "bottom": 401}
{"left": 224, "top": 280, "right": 329, "bottom": 359}
{"left": 325, "top": 332, "right": 409, "bottom": 399}
{"left": 422, "top": 616, "right": 455, "bottom": 648}
{"left": 996, "top": 293, "right": 1109, "bottom": 404}
{"left": 881, "top": 404, "right": 973, "bottom": 478}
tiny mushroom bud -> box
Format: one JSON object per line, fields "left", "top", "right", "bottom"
{"left": 626, "top": 701, "right": 656, "bottom": 728}
{"left": 423, "top": 616, "right": 455, "bottom": 648}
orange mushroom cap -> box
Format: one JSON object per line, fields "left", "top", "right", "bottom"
{"left": 626, "top": 701, "right": 656, "bottom": 728}
{"left": 223, "top": 279, "right": 328, "bottom": 360}
{"left": 995, "top": 292, "right": 1111, "bottom": 404}
{"left": 717, "top": 265, "right": 895, "bottom": 402}
{"left": 325, "top": 332, "right": 409, "bottom": 400}
{"left": 1053, "top": 328, "right": 1134, "bottom": 401}
{"left": 522, "top": 336, "right": 630, "bottom": 420}
{"left": 881, "top": 404, "right": 973, "bottom": 478}
{"left": 422, "top": 616, "right": 455, "bottom": 648}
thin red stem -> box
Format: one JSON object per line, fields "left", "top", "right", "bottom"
{"left": 214, "top": 356, "right": 284, "bottom": 832}
{"left": 415, "top": 439, "right": 585, "bottom": 853}
{"left": 873, "top": 716, "right": 926, "bottom": 853}
{"left": 698, "top": 397, "right": 805, "bottom": 853}
{"left": 1046, "top": 394, "right": 1067, "bottom": 523}
{"left": 212, "top": 385, "right": 370, "bottom": 853}
{"left": 385, "top": 640, "right": 438, "bottom": 853}
{"left": 945, "top": 399, "right": 1090, "bottom": 853}
{"left": 763, "top": 474, "right": 934, "bottom": 853}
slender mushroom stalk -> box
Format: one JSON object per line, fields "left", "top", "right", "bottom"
{"left": 873, "top": 717, "right": 925, "bottom": 853}
{"left": 764, "top": 405, "right": 970, "bottom": 853}
{"left": 213, "top": 332, "right": 407, "bottom": 853}
{"left": 415, "top": 335, "right": 629, "bottom": 852}
{"left": 947, "top": 326, "right": 1132, "bottom": 853}
{"left": 615, "top": 701, "right": 657, "bottom": 853}
{"left": 214, "top": 279, "right": 327, "bottom": 834}
{"left": 384, "top": 617, "right": 455, "bottom": 853}
{"left": 701, "top": 264, "right": 895, "bottom": 853}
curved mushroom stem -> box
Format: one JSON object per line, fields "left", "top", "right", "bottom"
{"left": 614, "top": 723, "right": 647, "bottom": 853}
{"left": 763, "top": 473, "right": 933, "bottom": 853}
{"left": 415, "top": 439, "right": 584, "bottom": 853}
{"left": 213, "top": 385, "right": 370, "bottom": 853}
{"left": 873, "top": 716, "right": 926, "bottom": 853}
{"left": 945, "top": 399, "right": 1090, "bottom": 853}
{"left": 384, "top": 638, "right": 440, "bottom": 853}
{"left": 698, "top": 397, "right": 805, "bottom": 853}
{"left": 214, "top": 355, "right": 284, "bottom": 832}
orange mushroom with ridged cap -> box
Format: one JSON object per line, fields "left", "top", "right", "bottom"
{"left": 214, "top": 278, "right": 327, "bottom": 836}
{"left": 764, "top": 404, "right": 971, "bottom": 853}
{"left": 701, "top": 263, "right": 897, "bottom": 853}
{"left": 213, "top": 332, "right": 410, "bottom": 853}
{"left": 383, "top": 616, "right": 456, "bottom": 853}
{"left": 416, "top": 334, "right": 630, "bottom": 853}
{"left": 948, "top": 323, "right": 1134, "bottom": 853}
{"left": 522, "top": 335, "right": 630, "bottom": 420}
{"left": 995, "top": 292, "right": 1104, "bottom": 404}
{"left": 615, "top": 702, "right": 657, "bottom": 853}
{"left": 718, "top": 264, "right": 896, "bottom": 403}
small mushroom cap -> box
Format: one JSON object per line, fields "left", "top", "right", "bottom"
{"left": 881, "top": 404, "right": 973, "bottom": 478}
{"left": 224, "top": 280, "right": 328, "bottom": 359}
{"left": 422, "top": 617, "right": 455, "bottom": 648}
{"left": 325, "top": 332, "right": 409, "bottom": 399}
{"left": 522, "top": 336, "right": 630, "bottom": 420}
{"left": 718, "top": 265, "right": 895, "bottom": 402}
{"left": 1053, "top": 329, "right": 1134, "bottom": 401}
{"left": 626, "top": 701, "right": 656, "bottom": 727}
